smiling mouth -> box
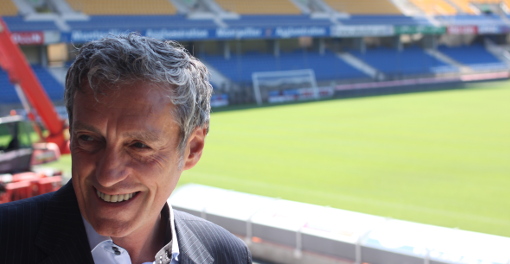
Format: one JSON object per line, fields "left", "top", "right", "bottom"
{"left": 96, "top": 189, "right": 137, "bottom": 203}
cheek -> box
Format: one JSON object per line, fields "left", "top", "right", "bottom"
{"left": 71, "top": 153, "right": 95, "bottom": 178}
{"left": 141, "top": 164, "right": 180, "bottom": 202}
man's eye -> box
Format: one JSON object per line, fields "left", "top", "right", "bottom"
{"left": 78, "top": 135, "right": 94, "bottom": 142}
{"left": 132, "top": 142, "right": 150, "bottom": 149}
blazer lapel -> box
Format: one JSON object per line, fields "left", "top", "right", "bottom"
{"left": 35, "top": 181, "right": 94, "bottom": 264}
{"left": 174, "top": 212, "right": 214, "bottom": 264}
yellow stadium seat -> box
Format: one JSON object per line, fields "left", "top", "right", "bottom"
{"left": 215, "top": 0, "right": 301, "bottom": 14}
{"left": 410, "top": 0, "right": 457, "bottom": 15}
{"left": 66, "top": 0, "right": 176, "bottom": 15}
{"left": 322, "top": 0, "right": 402, "bottom": 14}
{"left": 0, "top": 0, "right": 18, "bottom": 16}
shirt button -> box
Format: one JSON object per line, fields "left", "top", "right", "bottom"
{"left": 112, "top": 246, "right": 121, "bottom": 255}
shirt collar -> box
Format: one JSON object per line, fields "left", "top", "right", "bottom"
{"left": 82, "top": 203, "right": 180, "bottom": 261}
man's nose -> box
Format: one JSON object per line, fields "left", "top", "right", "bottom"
{"left": 95, "top": 146, "right": 130, "bottom": 187}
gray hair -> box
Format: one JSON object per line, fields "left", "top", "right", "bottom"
{"left": 65, "top": 33, "right": 212, "bottom": 150}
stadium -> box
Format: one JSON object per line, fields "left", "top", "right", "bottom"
{"left": 1, "top": 0, "right": 510, "bottom": 263}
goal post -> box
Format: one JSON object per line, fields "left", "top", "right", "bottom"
{"left": 252, "top": 69, "right": 318, "bottom": 105}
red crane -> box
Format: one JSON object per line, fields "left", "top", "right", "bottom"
{"left": 0, "top": 17, "right": 69, "bottom": 154}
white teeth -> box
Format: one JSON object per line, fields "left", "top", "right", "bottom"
{"left": 96, "top": 190, "right": 136, "bottom": 203}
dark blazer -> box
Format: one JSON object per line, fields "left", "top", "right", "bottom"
{"left": 0, "top": 182, "right": 252, "bottom": 264}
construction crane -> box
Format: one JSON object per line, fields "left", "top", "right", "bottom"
{"left": 0, "top": 17, "right": 68, "bottom": 154}
{"left": 0, "top": 17, "right": 66, "bottom": 203}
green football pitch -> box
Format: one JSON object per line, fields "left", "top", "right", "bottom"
{"left": 45, "top": 80, "right": 510, "bottom": 237}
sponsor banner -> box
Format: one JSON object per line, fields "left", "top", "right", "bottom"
{"left": 477, "top": 25, "right": 510, "bottom": 34}
{"left": 447, "top": 25, "right": 478, "bottom": 35}
{"left": 63, "top": 26, "right": 330, "bottom": 42}
{"left": 210, "top": 94, "right": 229, "bottom": 107}
{"left": 274, "top": 26, "right": 328, "bottom": 38}
{"left": 215, "top": 27, "right": 267, "bottom": 39}
{"left": 64, "top": 29, "right": 212, "bottom": 42}
{"left": 268, "top": 87, "right": 333, "bottom": 103}
{"left": 11, "top": 31, "right": 44, "bottom": 45}
{"left": 146, "top": 28, "right": 209, "bottom": 40}
{"left": 63, "top": 30, "right": 129, "bottom": 43}
{"left": 394, "top": 25, "right": 446, "bottom": 35}
{"left": 330, "top": 25, "right": 394, "bottom": 37}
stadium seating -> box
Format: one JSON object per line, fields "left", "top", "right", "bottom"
{"left": 0, "top": 69, "right": 18, "bottom": 104}
{"left": 437, "top": 44, "right": 507, "bottom": 70}
{"left": 436, "top": 13, "right": 505, "bottom": 25}
{"left": 201, "top": 50, "right": 368, "bottom": 84}
{"left": 0, "top": 0, "right": 18, "bottom": 16}
{"left": 65, "top": 0, "right": 176, "bottom": 15}
{"left": 349, "top": 46, "right": 456, "bottom": 76}
{"left": 223, "top": 15, "right": 332, "bottom": 27}
{"left": 322, "top": 0, "right": 402, "bottom": 14}
{"left": 338, "top": 15, "right": 432, "bottom": 25}
{"left": 215, "top": 0, "right": 301, "bottom": 14}
{"left": 31, "top": 66, "right": 64, "bottom": 101}
{"left": 66, "top": 15, "right": 216, "bottom": 31}
{"left": 446, "top": 0, "right": 510, "bottom": 14}
{"left": 410, "top": 0, "right": 457, "bottom": 15}
{"left": 448, "top": 0, "right": 477, "bottom": 14}
{"left": 0, "top": 66, "right": 63, "bottom": 104}
{"left": 2, "top": 16, "right": 60, "bottom": 31}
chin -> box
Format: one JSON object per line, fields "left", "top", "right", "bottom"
{"left": 92, "top": 218, "right": 135, "bottom": 238}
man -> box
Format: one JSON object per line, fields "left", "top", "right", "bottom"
{"left": 0, "top": 34, "right": 252, "bottom": 264}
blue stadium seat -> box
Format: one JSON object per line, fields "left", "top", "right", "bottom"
{"left": 438, "top": 44, "right": 507, "bottom": 70}
{"left": 67, "top": 15, "right": 217, "bottom": 31}
{"left": 0, "top": 66, "right": 63, "bottom": 104}
{"left": 31, "top": 65, "right": 64, "bottom": 101}
{"left": 339, "top": 15, "right": 432, "bottom": 26}
{"left": 0, "top": 69, "right": 18, "bottom": 104}
{"left": 350, "top": 46, "right": 456, "bottom": 76}
{"left": 3, "top": 16, "right": 60, "bottom": 31}
{"left": 436, "top": 14, "right": 504, "bottom": 26}
{"left": 223, "top": 15, "right": 332, "bottom": 27}
{"left": 201, "top": 50, "right": 368, "bottom": 84}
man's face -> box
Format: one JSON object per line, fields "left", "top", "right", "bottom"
{"left": 70, "top": 81, "right": 205, "bottom": 238}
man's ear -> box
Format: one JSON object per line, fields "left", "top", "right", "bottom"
{"left": 182, "top": 127, "right": 207, "bottom": 170}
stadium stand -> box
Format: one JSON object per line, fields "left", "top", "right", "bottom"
{"left": 215, "top": 0, "right": 301, "bottom": 14}
{"left": 66, "top": 15, "right": 216, "bottom": 31}
{"left": 222, "top": 14, "right": 332, "bottom": 27}
{"left": 448, "top": 0, "right": 476, "bottom": 14}
{"left": 438, "top": 44, "right": 507, "bottom": 70}
{"left": 31, "top": 65, "right": 64, "bottom": 101}
{"left": 65, "top": 0, "right": 177, "bottom": 15}
{"left": 1, "top": 0, "right": 509, "bottom": 108}
{"left": 2, "top": 16, "right": 60, "bottom": 31}
{"left": 0, "top": 69, "right": 18, "bottom": 104}
{"left": 0, "top": 0, "right": 18, "bottom": 16}
{"left": 201, "top": 50, "right": 369, "bottom": 84}
{"left": 447, "top": 0, "right": 510, "bottom": 14}
{"left": 322, "top": 0, "right": 402, "bottom": 14}
{"left": 0, "top": 66, "right": 63, "bottom": 104}
{"left": 349, "top": 46, "right": 457, "bottom": 76}
{"left": 435, "top": 13, "right": 505, "bottom": 25}
{"left": 338, "top": 15, "right": 432, "bottom": 25}
{"left": 409, "top": 0, "right": 457, "bottom": 15}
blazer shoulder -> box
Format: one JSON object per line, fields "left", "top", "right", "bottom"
{"left": 0, "top": 191, "right": 54, "bottom": 225}
{"left": 174, "top": 209, "right": 252, "bottom": 264}
{"left": 0, "top": 192, "right": 54, "bottom": 264}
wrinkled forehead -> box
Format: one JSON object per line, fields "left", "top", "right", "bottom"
{"left": 76, "top": 77, "right": 175, "bottom": 100}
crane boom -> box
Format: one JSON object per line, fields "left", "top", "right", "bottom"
{"left": 0, "top": 17, "right": 69, "bottom": 154}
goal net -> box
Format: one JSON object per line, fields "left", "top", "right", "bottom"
{"left": 251, "top": 69, "right": 318, "bottom": 105}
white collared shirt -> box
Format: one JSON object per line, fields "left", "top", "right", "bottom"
{"left": 83, "top": 204, "right": 180, "bottom": 264}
